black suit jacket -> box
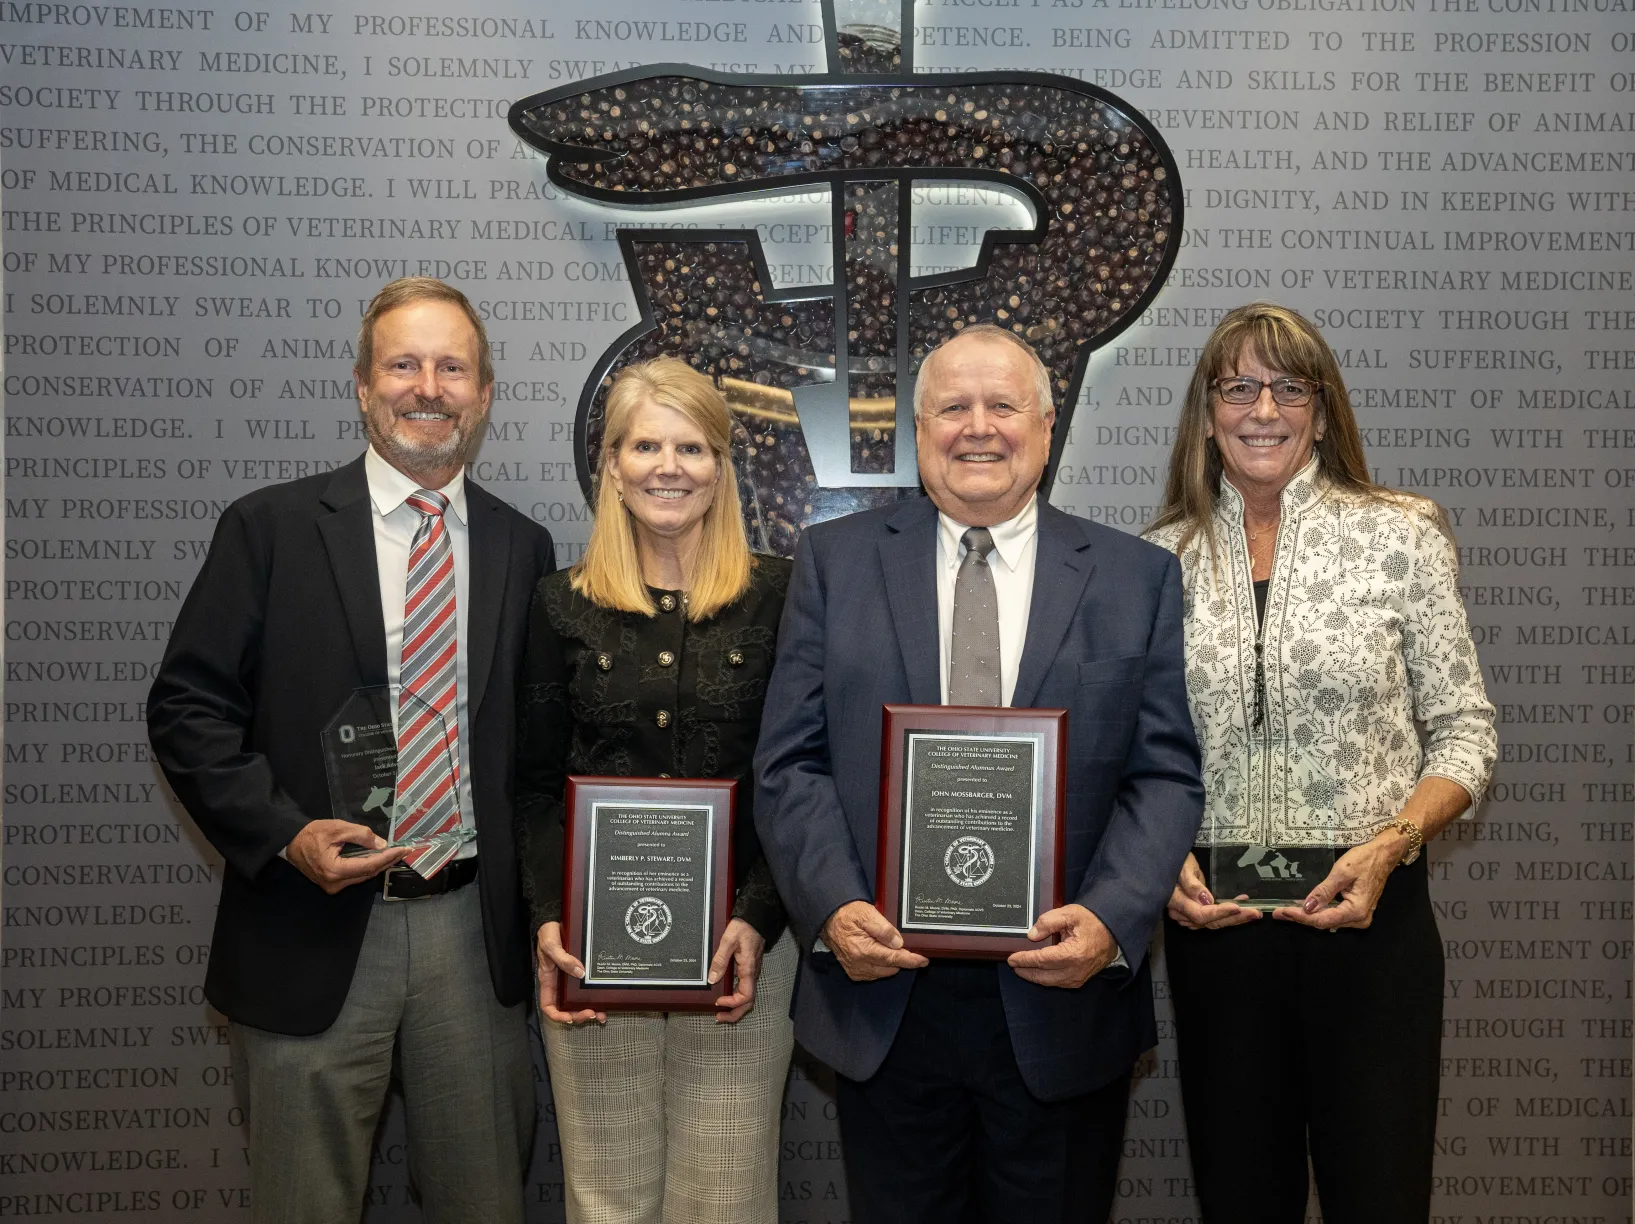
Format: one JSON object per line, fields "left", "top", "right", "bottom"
{"left": 149, "top": 456, "right": 555, "bottom": 1035}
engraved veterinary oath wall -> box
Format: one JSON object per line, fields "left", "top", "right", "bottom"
{"left": 0, "top": 0, "right": 1630, "bottom": 1220}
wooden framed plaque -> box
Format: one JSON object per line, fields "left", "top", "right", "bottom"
{"left": 561, "top": 776, "right": 734, "bottom": 1011}
{"left": 876, "top": 706, "right": 1067, "bottom": 959}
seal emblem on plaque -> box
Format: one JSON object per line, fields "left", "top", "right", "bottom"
{"left": 944, "top": 836, "right": 996, "bottom": 889}
{"left": 624, "top": 896, "right": 675, "bottom": 945}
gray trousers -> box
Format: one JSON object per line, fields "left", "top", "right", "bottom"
{"left": 232, "top": 882, "right": 534, "bottom": 1224}
{"left": 543, "top": 931, "right": 798, "bottom": 1224}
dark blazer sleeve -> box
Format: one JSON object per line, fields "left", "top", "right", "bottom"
{"left": 514, "top": 578, "right": 571, "bottom": 934}
{"left": 1073, "top": 550, "right": 1202, "bottom": 975}
{"left": 753, "top": 527, "right": 872, "bottom": 952}
{"left": 147, "top": 500, "right": 311, "bottom": 881}
{"left": 730, "top": 853, "right": 786, "bottom": 945}
{"left": 528, "top": 526, "right": 557, "bottom": 586}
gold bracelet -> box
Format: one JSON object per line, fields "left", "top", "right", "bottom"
{"left": 1386, "top": 817, "right": 1423, "bottom": 866}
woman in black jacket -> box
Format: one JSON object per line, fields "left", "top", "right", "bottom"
{"left": 516, "top": 357, "right": 793, "bottom": 1224}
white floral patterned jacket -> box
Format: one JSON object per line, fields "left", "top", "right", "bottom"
{"left": 1146, "top": 456, "right": 1496, "bottom": 847}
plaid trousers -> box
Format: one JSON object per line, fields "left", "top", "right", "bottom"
{"left": 543, "top": 932, "right": 797, "bottom": 1224}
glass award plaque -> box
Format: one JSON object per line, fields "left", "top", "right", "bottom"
{"left": 322, "top": 687, "right": 473, "bottom": 860}
{"left": 1201, "top": 734, "right": 1339, "bottom": 910}
{"left": 560, "top": 777, "right": 735, "bottom": 1011}
{"left": 876, "top": 705, "right": 1066, "bottom": 959}
{"left": 1207, "top": 844, "right": 1339, "bottom": 911}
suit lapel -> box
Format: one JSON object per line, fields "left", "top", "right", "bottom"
{"left": 879, "top": 498, "right": 942, "bottom": 706}
{"left": 464, "top": 483, "right": 512, "bottom": 719}
{"left": 1011, "top": 500, "right": 1094, "bottom": 709}
{"left": 317, "top": 458, "right": 388, "bottom": 687}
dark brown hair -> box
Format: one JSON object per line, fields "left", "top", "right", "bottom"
{"left": 1149, "top": 301, "right": 1442, "bottom": 560}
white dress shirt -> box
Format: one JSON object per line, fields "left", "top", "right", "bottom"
{"left": 364, "top": 447, "right": 477, "bottom": 859}
{"left": 935, "top": 498, "right": 1038, "bottom": 707}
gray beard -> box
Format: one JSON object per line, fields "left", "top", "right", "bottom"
{"left": 365, "top": 395, "right": 483, "bottom": 477}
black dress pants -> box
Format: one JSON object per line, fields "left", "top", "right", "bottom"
{"left": 835, "top": 961, "right": 1131, "bottom": 1224}
{"left": 1165, "top": 855, "right": 1443, "bottom": 1224}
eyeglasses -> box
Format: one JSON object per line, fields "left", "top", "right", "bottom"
{"left": 1211, "top": 376, "right": 1322, "bottom": 408}
{"left": 922, "top": 401, "right": 1032, "bottom": 422}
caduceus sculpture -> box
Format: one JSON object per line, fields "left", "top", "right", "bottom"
{"left": 509, "top": 0, "right": 1182, "bottom": 556}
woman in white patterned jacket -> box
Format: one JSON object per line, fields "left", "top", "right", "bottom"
{"left": 1145, "top": 302, "right": 1496, "bottom": 1224}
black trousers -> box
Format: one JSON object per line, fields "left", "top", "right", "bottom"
{"left": 1165, "top": 855, "right": 1443, "bottom": 1224}
{"left": 835, "top": 961, "right": 1131, "bottom": 1224}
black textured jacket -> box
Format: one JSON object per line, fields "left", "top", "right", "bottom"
{"left": 515, "top": 556, "right": 790, "bottom": 943}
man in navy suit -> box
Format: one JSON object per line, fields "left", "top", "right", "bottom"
{"left": 755, "top": 325, "right": 1203, "bottom": 1222}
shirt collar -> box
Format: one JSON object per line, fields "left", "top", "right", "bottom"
{"left": 1215, "top": 452, "right": 1323, "bottom": 524}
{"left": 364, "top": 446, "right": 468, "bottom": 524}
{"left": 937, "top": 495, "right": 1038, "bottom": 572}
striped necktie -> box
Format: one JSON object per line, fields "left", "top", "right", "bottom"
{"left": 392, "top": 489, "right": 463, "bottom": 877}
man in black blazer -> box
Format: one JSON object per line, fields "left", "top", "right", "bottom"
{"left": 149, "top": 278, "right": 554, "bottom": 1223}
{"left": 755, "top": 326, "right": 1203, "bottom": 1222}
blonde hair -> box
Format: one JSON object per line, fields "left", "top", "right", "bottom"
{"left": 353, "top": 277, "right": 493, "bottom": 388}
{"left": 573, "top": 359, "right": 753, "bottom": 621}
{"left": 1149, "top": 301, "right": 1447, "bottom": 564}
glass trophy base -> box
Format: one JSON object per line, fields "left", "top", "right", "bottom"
{"left": 339, "top": 826, "right": 476, "bottom": 860}
{"left": 1208, "top": 844, "right": 1339, "bottom": 911}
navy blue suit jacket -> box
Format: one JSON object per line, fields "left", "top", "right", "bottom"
{"left": 754, "top": 495, "right": 1202, "bottom": 1100}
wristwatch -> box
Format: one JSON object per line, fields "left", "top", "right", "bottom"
{"left": 1387, "top": 817, "right": 1423, "bottom": 866}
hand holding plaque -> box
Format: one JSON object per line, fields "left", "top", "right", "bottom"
{"left": 1006, "top": 902, "right": 1120, "bottom": 987}
{"left": 875, "top": 706, "right": 1066, "bottom": 959}
{"left": 820, "top": 900, "right": 928, "bottom": 982}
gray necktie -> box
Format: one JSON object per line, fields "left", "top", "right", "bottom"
{"left": 949, "top": 527, "right": 1001, "bottom": 707}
